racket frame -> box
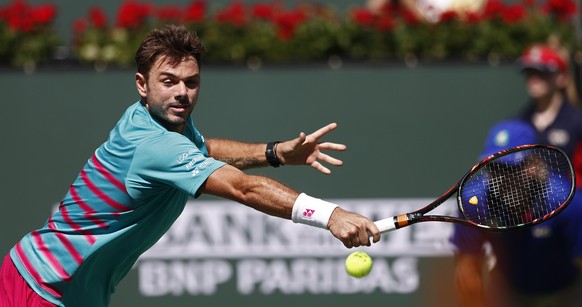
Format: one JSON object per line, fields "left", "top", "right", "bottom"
{"left": 375, "top": 144, "right": 576, "bottom": 233}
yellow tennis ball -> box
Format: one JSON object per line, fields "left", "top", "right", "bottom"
{"left": 345, "top": 251, "right": 373, "bottom": 278}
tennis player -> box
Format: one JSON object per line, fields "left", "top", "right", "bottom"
{"left": 0, "top": 24, "right": 381, "bottom": 307}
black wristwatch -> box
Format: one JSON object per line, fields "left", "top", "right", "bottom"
{"left": 265, "top": 141, "right": 283, "bottom": 167}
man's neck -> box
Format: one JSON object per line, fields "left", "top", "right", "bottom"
{"left": 531, "top": 93, "right": 563, "bottom": 132}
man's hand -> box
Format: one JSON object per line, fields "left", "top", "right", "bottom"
{"left": 276, "top": 123, "right": 347, "bottom": 174}
{"left": 327, "top": 207, "right": 381, "bottom": 248}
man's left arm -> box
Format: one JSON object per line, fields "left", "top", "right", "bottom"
{"left": 205, "top": 139, "right": 267, "bottom": 169}
{"left": 206, "top": 123, "right": 346, "bottom": 174}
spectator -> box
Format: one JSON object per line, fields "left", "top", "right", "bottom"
{"left": 451, "top": 43, "right": 582, "bottom": 307}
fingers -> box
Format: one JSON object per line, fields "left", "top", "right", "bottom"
{"left": 309, "top": 155, "right": 341, "bottom": 174}
{"left": 307, "top": 123, "right": 338, "bottom": 142}
{"left": 329, "top": 210, "right": 381, "bottom": 248}
{"left": 368, "top": 223, "right": 381, "bottom": 243}
{"left": 340, "top": 231, "right": 372, "bottom": 248}
{"left": 318, "top": 142, "right": 347, "bottom": 152}
{"left": 286, "top": 125, "right": 344, "bottom": 173}
{"left": 357, "top": 227, "right": 372, "bottom": 247}
{"left": 285, "top": 132, "right": 305, "bottom": 150}
{"left": 310, "top": 161, "right": 331, "bottom": 175}
{"left": 297, "top": 132, "right": 307, "bottom": 144}
{"left": 317, "top": 152, "right": 343, "bottom": 167}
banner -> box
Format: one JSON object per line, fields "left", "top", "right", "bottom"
{"left": 137, "top": 198, "right": 457, "bottom": 298}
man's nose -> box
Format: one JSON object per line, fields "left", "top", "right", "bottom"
{"left": 175, "top": 81, "right": 187, "bottom": 98}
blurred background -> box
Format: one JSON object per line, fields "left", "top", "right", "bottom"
{"left": 1, "top": 0, "right": 580, "bottom": 306}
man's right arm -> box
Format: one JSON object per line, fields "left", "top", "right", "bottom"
{"left": 198, "top": 164, "right": 381, "bottom": 248}
{"left": 454, "top": 252, "right": 487, "bottom": 307}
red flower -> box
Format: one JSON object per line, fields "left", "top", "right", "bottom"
{"left": 274, "top": 8, "right": 307, "bottom": 41}
{"left": 438, "top": 10, "right": 459, "bottom": 23}
{"left": 378, "top": 2, "right": 398, "bottom": 16}
{"left": 156, "top": 5, "right": 182, "bottom": 22}
{"left": 31, "top": 3, "right": 56, "bottom": 25}
{"left": 482, "top": 0, "right": 506, "bottom": 20}
{"left": 523, "top": 0, "right": 536, "bottom": 6}
{"left": 375, "top": 15, "right": 394, "bottom": 31}
{"left": 251, "top": 3, "right": 276, "bottom": 21}
{"left": 500, "top": 4, "right": 526, "bottom": 24}
{"left": 89, "top": 6, "right": 107, "bottom": 28}
{"left": 351, "top": 7, "right": 375, "bottom": 27}
{"left": 399, "top": 7, "right": 421, "bottom": 25}
{"left": 185, "top": 1, "right": 206, "bottom": 23}
{"left": 7, "top": 15, "right": 34, "bottom": 32}
{"left": 116, "top": 0, "right": 152, "bottom": 29}
{"left": 464, "top": 11, "right": 482, "bottom": 24}
{"left": 215, "top": 1, "right": 247, "bottom": 26}
{"left": 73, "top": 18, "right": 88, "bottom": 33}
{"left": 1, "top": 0, "right": 56, "bottom": 31}
{"left": 3, "top": 0, "right": 28, "bottom": 17}
{"left": 2, "top": 0, "right": 30, "bottom": 31}
{"left": 542, "top": 0, "right": 577, "bottom": 21}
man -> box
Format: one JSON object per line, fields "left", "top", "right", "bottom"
{"left": 451, "top": 44, "right": 582, "bottom": 307}
{"left": 0, "top": 24, "right": 381, "bottom": 307}
{"left": 516, "top": 44, "right": 582, "bottom": 161}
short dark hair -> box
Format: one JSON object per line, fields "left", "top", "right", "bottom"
{"left": 135, "top": 24, "right": 205, "bottom": 79}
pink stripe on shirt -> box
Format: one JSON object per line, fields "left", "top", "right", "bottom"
{"left": 14, "top": 243, "right": 62, "bottom": 299}
{"left": 31, "top": 232, "right": 70, "bottom": 281}
{"left": 80, "top": 169, "right": 132, "bottom": 212}
{"left": 91, "top": 155, "right": 127, "bottom": 193}
{"left": 47, "top": 215, "right": 84, "bottom": 265}
{"left": 69, "top": 186, "right": 108, "bottom": 229}
{"left": 58, "top": 205, "right": 96, "bottom": 245}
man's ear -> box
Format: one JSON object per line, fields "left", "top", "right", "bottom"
{"left": 556, "top": 71, "right": 569, "bottom": 90}
{"left": 136, "top": 72, "right": 147, "bottom": 98}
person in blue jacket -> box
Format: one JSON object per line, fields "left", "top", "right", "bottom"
{"left": 451, "top": 120, "right": 582, "bottom": 307}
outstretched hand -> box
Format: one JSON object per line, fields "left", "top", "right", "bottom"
{"left": 276, "top": 123, "right": 347, "bottom": 174}
{"left": 327, "top": 207, "right": 381, "bottom": 248}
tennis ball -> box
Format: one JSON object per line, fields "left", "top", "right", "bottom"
{"left": 345, "top": 251, "right": 373, "bottom": 278}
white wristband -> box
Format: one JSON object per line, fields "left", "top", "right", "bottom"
{"left": 292, "top": 193, "right": 339, "bottom": 229}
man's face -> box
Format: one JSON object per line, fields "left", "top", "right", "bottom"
{"left": 136, "top": 56, "right": 201, "bottom": 133}
{"left": 523, "top": 68, "right": 560, "bottom": 100}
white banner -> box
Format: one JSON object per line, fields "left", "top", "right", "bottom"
{"left": 141, "top": 198, "right": 456, "bottom": 259}
{"left": 136, "top": 199, "right": 457, "bottom": 297}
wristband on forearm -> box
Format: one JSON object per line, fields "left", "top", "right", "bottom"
{"left": 265, "top": 141, "right": 283, "bottom": 167}
{"left": 292, "top": 193, "right": 339, "bottom": 229}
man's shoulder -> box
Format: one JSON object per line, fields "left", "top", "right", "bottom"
{"left": 555, "top": 100, "right": 582, "bottom": 132}
{"left": 115, "top": 102, "right": 166, "bottom": 139}
{"left": 560, "top": 99, "right": 582, "bottom": 115}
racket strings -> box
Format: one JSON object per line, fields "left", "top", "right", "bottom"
{"left": 460, "top": 148, "right": 572, "bottom": 228}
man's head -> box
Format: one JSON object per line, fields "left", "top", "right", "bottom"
{"left": 135, "top": 25, "right": 205, "bottom": 133}
{"left": 518, "top": 44, "right": 569, "bottom": 100}
{"left": 519, "top": 44, "right": 567, "bottom": 74}
{"left": 135, "top": 24, "right": 205, "bottom": 80}
{"left": 481, "top": 119, "right": 536, "bottom": 160}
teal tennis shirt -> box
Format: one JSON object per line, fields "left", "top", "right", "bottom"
{"left": 10, "top": 101, "right": 225, "bottom": 306}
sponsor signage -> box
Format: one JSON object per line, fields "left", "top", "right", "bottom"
{"left": 137, "top": 199, "right": 456, "bottom": 297}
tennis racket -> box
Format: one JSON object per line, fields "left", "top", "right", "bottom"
{"left": 374, "top": 144, "right": 576, "bottom": 232}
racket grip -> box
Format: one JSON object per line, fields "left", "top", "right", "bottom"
{"left": 374, "top": 217, "right": 397, "bottom": 233}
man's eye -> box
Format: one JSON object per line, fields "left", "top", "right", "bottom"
{"left": 185, "top": 80, "right": 199, "bottom": 88}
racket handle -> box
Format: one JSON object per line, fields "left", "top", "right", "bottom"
{"left": 374, "top": 217, "right": 397, "bottom": 233}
